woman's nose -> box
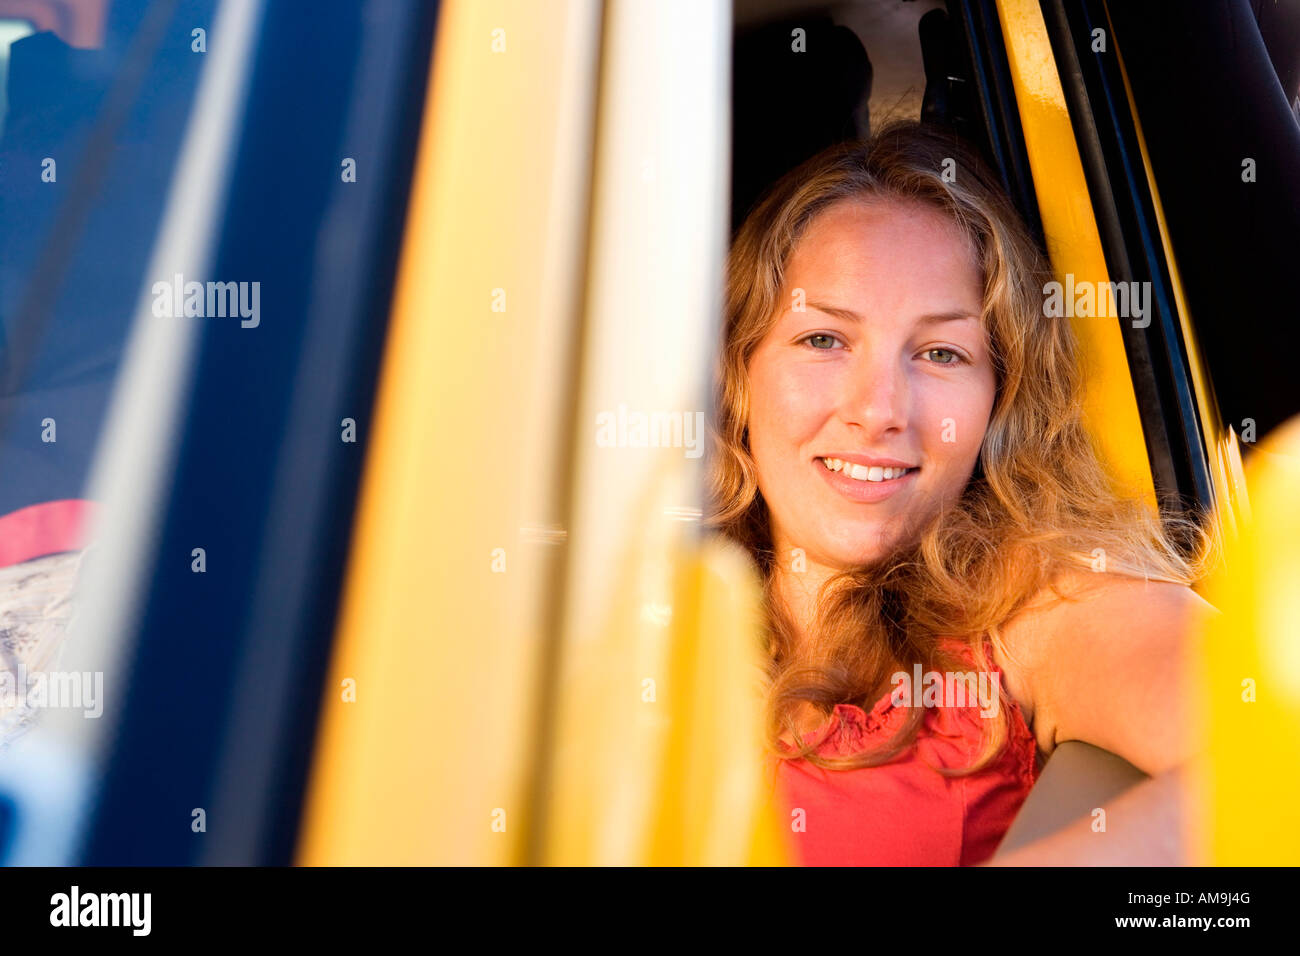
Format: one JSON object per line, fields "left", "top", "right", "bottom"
{"left": 840, "top": 353, "right": 910, "bottom": 434}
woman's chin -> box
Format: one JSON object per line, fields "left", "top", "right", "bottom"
{"left": 819, "top": 530, "right": 915, "bottom": 570}
{"left": 823, "top": 544, "right": 890, "bottom": 571}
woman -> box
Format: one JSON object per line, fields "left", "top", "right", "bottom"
{"left": 707, "top": 121, "right": 1221, "bottom": 866}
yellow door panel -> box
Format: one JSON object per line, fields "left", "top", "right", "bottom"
{"left": 297, "top": 0, "right": 603, "bottom": 865}
{"left": 1196, "top": 416, "right": 1300, "bottom": 864}
{"left": 299, "top": 0, "right": 784, "bottom": 867}
{"left": 534, "top": 0, "right": 785, "bottom": 865}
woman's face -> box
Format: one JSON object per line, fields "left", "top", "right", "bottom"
{"left": 746, "top": 197, "right": 996, "bottom": 572}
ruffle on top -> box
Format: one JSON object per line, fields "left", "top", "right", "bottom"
{"left": 800, "top": 696, "right": 909, "bottom": 758}
{"left": 769, "top": 640, "right": 1041, "bottom": 865}
{"left": 788, "top": 643, "right": 1040, "bottom": 783}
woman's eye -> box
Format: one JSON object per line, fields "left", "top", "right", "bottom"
{"left": 800, "top": 333, "right": 843, "bottom": 350}
{"left": 924, "top": 347, "right": 964, "bottom": 365}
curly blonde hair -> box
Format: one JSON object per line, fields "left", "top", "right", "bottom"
{"left": 707, "top": 121, "right": 1217, "bottom": 774}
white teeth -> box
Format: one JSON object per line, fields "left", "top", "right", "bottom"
{"left": 820, "top": 458, "right": 913, "bottom": 481}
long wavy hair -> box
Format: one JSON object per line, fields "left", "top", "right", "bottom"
{"left": 707, "top": 121, "right": 1218, "bottom": 774}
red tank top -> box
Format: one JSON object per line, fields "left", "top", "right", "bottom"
{"left": 765, "top": 639, "right": 1040, "bottom": 866}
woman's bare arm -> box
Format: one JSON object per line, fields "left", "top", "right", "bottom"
{"left": 990, "top": 569, "right": 1221, "bottom": 864}
{"left": 984, "top": 762, "right": 1199, "bottom": 865}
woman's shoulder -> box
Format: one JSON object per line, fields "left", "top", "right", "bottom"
{"left": 1005, "top": 564, "right": 1217, "bottom": 639}
{"left": 991, "top": 565, "right": 1219, "bottom": 760}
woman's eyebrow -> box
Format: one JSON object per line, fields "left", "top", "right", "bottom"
{"left": 804, "top": 301, "right": 862, "bottom": 322}
{"left": 804, "top": 302, "right": 980, "bottom": 326}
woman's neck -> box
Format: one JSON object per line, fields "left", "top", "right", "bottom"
{"left": 770, "top": 560, "right": 839, "bottom": 658}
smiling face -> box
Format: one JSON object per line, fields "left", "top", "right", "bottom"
{"left": 746, "top": 197, "right": 997, "bottom": 573}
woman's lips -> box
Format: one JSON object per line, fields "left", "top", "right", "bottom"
{"left": 815, "top": 457, "right": 919, "bottom": 503}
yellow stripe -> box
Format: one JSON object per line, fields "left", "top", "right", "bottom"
{"left": 995, "top": 0, "right": 1157, "bottom": 507}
